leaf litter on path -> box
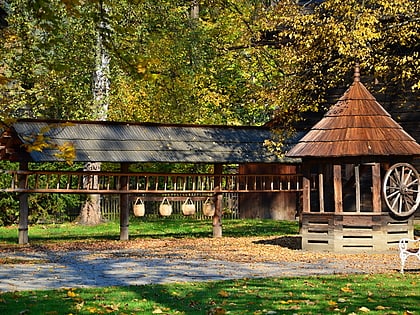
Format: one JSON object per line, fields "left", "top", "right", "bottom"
{"left": 0, "top": 236, "right": 406, "bottom": 273}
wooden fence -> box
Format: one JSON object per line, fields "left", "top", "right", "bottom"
{"left": 3, "top": 170, "right": 303, "bottom": 194}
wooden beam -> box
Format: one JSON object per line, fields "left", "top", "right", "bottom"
{"left": 119, "top": 163, "right": 130, "bottom": 241}
{"left": 18, "top": 162, "right": 29, "bottom": 244}
{"left": 212, "top": 164, "right": 223, "bottom": 238}
{"left": 333, "top": 164, "right": 343, "bottom": 213}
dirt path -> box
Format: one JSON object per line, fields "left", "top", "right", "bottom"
{"left": 1, "top": 236, "right": 406, "bottom": 274}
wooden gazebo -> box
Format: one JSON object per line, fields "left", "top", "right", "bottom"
{"left": 286, "top": 65, "right": 420, "bottom": 252}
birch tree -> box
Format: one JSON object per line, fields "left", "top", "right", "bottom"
{"left": 78, "top": 0, "right": 110, "bottom": 225}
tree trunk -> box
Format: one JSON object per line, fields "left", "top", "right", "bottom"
{"left": 78, "top": 1, "right": 110, "bottom": 225}
{"left": 78, "top": 193, "right": 103, "bottom": 225}
{"left": 78, "top": 162, "right": 103, "bottom": 225}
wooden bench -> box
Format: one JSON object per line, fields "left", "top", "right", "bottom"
{"left": 399, "top": 238, "right": 420, "bottom": 274}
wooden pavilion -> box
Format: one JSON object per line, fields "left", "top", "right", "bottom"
{"left": 0, "top": 120, "right": 301, "bottom": 244}
{"left": 286, "top": 65, "right": 420, "bottom": 252}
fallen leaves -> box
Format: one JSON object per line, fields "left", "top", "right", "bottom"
{"left": 340, "top": 284, "right": 354, "bottom": 293}
{"left": 358, "top": 306, "right": 370, "bottom": 312}
{"left": 0, "top": 236, "right": 401, "bottom": 274}
{"left": 217, "top": 290, "right": 230, "bottom": 298}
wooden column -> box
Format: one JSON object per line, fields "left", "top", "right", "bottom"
{"left": 355, "top": 165, "right": 361, "bottom": 212}
{"left": 301, "top": 164, "right": 311, "bottom": 213}
{"left": 18, "top": 161, "right": 29, "bottom": 244}
{"left": 318, "top": 172, "right": 324, "bottom": 212}
{"left": 333, "top": 164, "right": 343, "bottom": 213}
{"left": 120, "top": 163, "right": 130, "bottom": 241}
{"left": 371, "top": 163, "right": 382, "bottom": 213}
{"left": 212, "top": 163, "right": 223, "bottom": 238}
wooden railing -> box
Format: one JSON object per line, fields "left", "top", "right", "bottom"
{"left": 2, "top": 170, "right": 303, "bottom": 194}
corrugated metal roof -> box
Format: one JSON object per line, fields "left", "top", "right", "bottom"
{"left": 3, "top": 120, "right": 300, "bottom": 164}
{"left": 286, "top": 66, "right": 420, "bottom": 159}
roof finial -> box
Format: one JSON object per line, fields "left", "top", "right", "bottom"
{"left": 354, "top": 63, "right": 360, "bottom": 82}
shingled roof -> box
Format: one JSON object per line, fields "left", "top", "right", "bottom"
{"left": 0, "top": 119, "right": 300, "bottom": 164}
{"left": 286, "top": 65, "right": 420, "bottom": 159}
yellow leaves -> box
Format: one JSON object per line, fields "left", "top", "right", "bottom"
{"left": 22, "top": 123, "right": 76, "bottom": 164}
{"left": 358, "top": 306, "right": 371, "bottom": 312}
{"left": 136, "top": 63, "right": 147, "bottom": 74}
{"left": 217, "top": 290, "right": 230, "bottom": 298}
{"left": 207, "top": 307, "right": 226, "bottom": 315}
{"left": 54, "top": 142, "right": 76, "bottom": 165}
{"left": 23, "top": 133, "right": 51, "bottom": 153}
{"left": 152, "top": 306, "right": 171, "bottom": 314}
{"left": 328, "top": 300, "right": 338, "bottom": 307}
{"left": 66, "top": 289, "right": 77, "bottom": 298}
{"left": 340, "top": 284, "right": 354, "bottom": 293}
{"left": 375, "top": 305, "right": 391, "bottom": 310}
{"left": 85, "top": 306, "right": 99, "bottom": 313}
{"left": 104, "top": 303, "right": 120, "bottom": 313}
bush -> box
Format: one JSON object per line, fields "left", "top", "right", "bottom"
{"left": 0, "top": 161, "right": 84, "bottom": 226}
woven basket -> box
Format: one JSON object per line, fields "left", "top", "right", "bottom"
{"left": 133, "top": 198, "right": 145, "bottom": 217}
{"left": 159, "top": 197, "right": 172, "bottom": 216}
{"left": 181, "top": 197, "right": 196, "bottom": 216}
{"left": 202, "top": 197, "right": 215, "bottom": 216}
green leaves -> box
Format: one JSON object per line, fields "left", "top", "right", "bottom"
{"left": 1, "top": 0, "right": 418, "bottom": 137}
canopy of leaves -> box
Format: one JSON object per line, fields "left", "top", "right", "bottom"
{"left": 1, "top": 0, "right": 418, "bottom": 129}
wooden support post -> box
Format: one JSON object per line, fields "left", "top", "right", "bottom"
{"left": 18, "top": 162, "right": 29, "bottom": 244}
{"left": 333, "top": 164, "right": 343, "bottom": 213}
{"left": 212, "top": 163, "right": 223, "bottom": 238}
{"left": 302, "top": 164, "right": 311, "bottom": 213}
{"left": 372, "top": 163, "right": 382, "bottom": 213}
{"left": 355, "top": 164, "right": 361, "bottom": 212}
{"left": 120, "top": 163, "right": 130, "bottom": 241}
{"left": 318, "top": 172, "right": 324, "bottom": 213}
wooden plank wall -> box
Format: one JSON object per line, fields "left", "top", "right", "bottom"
{"left": 301, "top": 213, "right": 414, "bottom": 252}
{"left": 238, "top": 164, "right": 298, "bottom": 220}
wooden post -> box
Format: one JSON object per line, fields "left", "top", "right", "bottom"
{"left": 18, "top": 161, "right": 29, "bottom": 244}
{"left": 120, "top": 163, "right": 130, "bottom": 241}
{"left": 355, "top": 164, "right": 361, "bottom": 212}
{"left": 212, "top": 163, "right": 223, "bottom": 238}
{"left": 318, "top": 172, "right": 324, "bottom": 213}
{"left": 302, "top": 164, "right": 311, "bottom": 213}
{"left": 333, "top": 164, "right": 343, "bottom": 213}
{"left": 372, "top": 163, "right": 382, "bottom": 213}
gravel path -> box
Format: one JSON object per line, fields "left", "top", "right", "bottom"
{"left": 0, "top": 236, "right": 412, "bottom": 292}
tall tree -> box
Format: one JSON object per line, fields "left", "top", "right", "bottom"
{"left": 2, "top": 0, "right": 418, "bottom": 146}
{"left": 77, "top": 0, "right": 111, "bottom": 225}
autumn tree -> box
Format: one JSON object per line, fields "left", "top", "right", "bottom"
{"left": 1, "top": 0, "right": 418, "bottom": 224}
{"left": 256, "top": 0, "right": 419, "bottom": 124}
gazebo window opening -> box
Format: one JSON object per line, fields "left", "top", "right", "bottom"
{"left": 306, "top": 163, "right": 382, "bottom": 213}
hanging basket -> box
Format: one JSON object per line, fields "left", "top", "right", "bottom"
{"left": 159, "top": 197, "right": 172, "bottom": 216}
{"left": 203, "top": 197, "right": 215, "bottom": 216}
{"left": 182, "top": 197, "right": 196, "bottom": 216}
{"left": 133, "top": 198, "right": 145, "bottom": 217}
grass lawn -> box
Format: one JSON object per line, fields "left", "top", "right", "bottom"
{"left": 0, "top": 219, "right": 419, "bottom": 314}
{"left": 0, "top": 274, "right": 418, "bottom": 315}
{"left": 0, "top": 218, "right": 299, "bottom": 244}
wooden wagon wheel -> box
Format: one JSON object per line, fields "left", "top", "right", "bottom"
{"left": 383, "top": 163, "right": 420, "bottom": 217}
